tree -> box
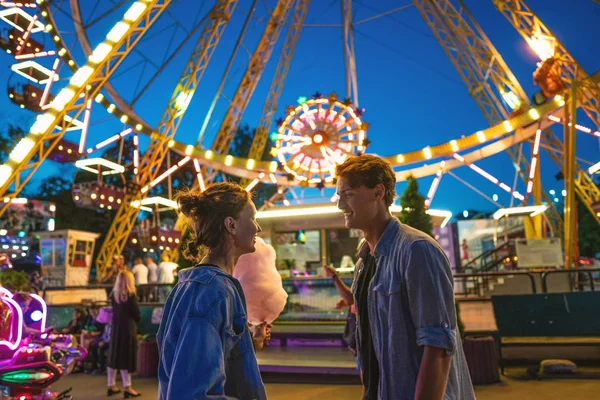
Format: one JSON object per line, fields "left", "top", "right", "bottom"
{"left": 578, "top": 197, "right": 600, "bottom": 257}
{"left": 0, "top": 124, "right": 26, "bottom": 163}
{"left": 226, "top": 124, "right": 277, "bottom": 209}
{"left": 399, "top": 176, "right": 433, "bottom": 237}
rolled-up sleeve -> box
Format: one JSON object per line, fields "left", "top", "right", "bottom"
{"left": 405, "top": 240, "right": 457, "bottom": 356}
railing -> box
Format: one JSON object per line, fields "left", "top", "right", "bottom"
{"left": 39, "top": 268, "right": 600, "bottom": 323}
{"left": 454, "top": 270, "right": 537, "bottom": 297}
{"left": 541, "top": 267, "right": 600, "bottom": 293}
{"left": 462, "top": 241, "right": 516, "bottom": 272}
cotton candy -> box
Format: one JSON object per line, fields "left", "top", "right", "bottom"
{"left": 233, "top": 237, "right": 288, "bottom": 325}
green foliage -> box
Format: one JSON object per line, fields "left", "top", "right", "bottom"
{"left": 578, "top": 196, "right": 600, "bottom": 258}
{"left": 0, "top": 125, "right": 26, "bottom": 163}
{"left": 0, "top": 270, "right": 32, "bottom": 292}
{"left": 226, "top": 124, "right": 277, "bottom": 209}
{"left": 399, "top": 176, "right": 433, "bottom": 237}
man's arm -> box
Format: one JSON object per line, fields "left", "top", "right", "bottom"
{"left": 323, "top": 264, "right": 353, "bottom": 305}
{"left": 405, "top": 240, "right": 458, "bottom": 400}
{"left": 415, "top": 346, "right": 452, "bottom": 400}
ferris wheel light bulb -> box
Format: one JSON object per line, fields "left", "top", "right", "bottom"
{"left": 107, "top": 22, "right": 130, "bottom": 43}
{"left": 124, "top": 2, "right": 148, "bottom": 22}
{"left": 246, "top": 159, "right": 255, "bottom": 170}
{"left": 225, "top": 155, "right": 233, "bottom": 166}
{"left": 528, "top": 108, "right": 540, "bottom": 120}
{"left": 0, "top": 165, "right": 13, "bottom": 187}
{"left": 269, "top": 161, "right": 278, "bottom": 172}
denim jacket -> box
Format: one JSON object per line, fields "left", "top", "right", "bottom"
{"left": 157, "top": 266, "right": 266, "bottom": 400}
{"left": 352, "top": 218, "right": 475, "bottom": 400}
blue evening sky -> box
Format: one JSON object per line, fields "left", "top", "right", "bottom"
{"left": 0, "top": 0, "right": 598, "bottom": 218}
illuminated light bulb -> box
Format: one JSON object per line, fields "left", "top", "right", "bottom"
{"left": 132, "top": 238, "right": 138, "bottom": 244}
{"left": 135, "top": 124, "right": 143, "bottom": 131}
{"left": 528, "top": 108, "right": 540, "bottom": 120}
{"left": 168, "top": 237, "right": 173, "bottom": 243}
{"left": 108, "top": 196, "right": 114, "bottom": 202}
{"left": 396, "top": 154, "right": 404, "bottom": 164}
{"left": 107, "top": 104, "right": 116, "bottom": 113}
{"left": 185, "top": 145, "right": 194, "bottom": 155}
{"left": 205, "top": 150, "right": 213, "bottom": 159}
{"left": 120, "top": 115, "right": 128, "bottom": 123}
{"left": 100, "top": 194, "right": 105, "bottom": 200}
{"left": 160, "top": 236, "right": 166, "bottom": 241}
{"left": 99, "top": 204, "right": 104, "bottom": 208}
{"left": 91, "top": 193, "right": 97, "bottom": 200}
{"left": 423, "top": 147, "right": 432, "bottom": 160}
{"left": 117, "top": 199, "right": 122, "bottom": 204}
{"left": 168, "top": 140, "right": 175, "bottom": 148}
{"left": 312, "top": 134, "right": 324, "bottom": 144}
{"left": 450, "top": 140, "right": 459, "bottom": 152}
{"left": 175, "top": 238, "right": 180, "bottom": 244}
{"left": 246, "top": 159, "right": 255, "bottom": 170}
{"left": 225, "top": 155, "right": 233, "bottom": 166}
{"left": 503, "top": 120, "right": 513, "bottom": 131}
{"left": 74, "top": 195, "right": 80, "bottom": 201}
{"left": 476, "top": 131, "right": 485, "bottom": 143}
{"left": 151, "top": 236, "right": 157, "bottom": 241}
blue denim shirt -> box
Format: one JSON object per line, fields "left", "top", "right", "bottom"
{"left": 352, "top": 218, "right": 475, "bottom": 400}
{"left": 157, "top": 266, "right": 267, "bottom": 400}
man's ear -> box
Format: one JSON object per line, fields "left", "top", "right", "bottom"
{"left": 374, "top": 183, "right": 385, "bottom": 201}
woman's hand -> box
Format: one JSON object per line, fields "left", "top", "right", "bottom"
{"left": 251, "top": 322, "right": 272, "bottom": 351}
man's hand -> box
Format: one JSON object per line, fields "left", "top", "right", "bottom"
{"left": 335, "top": 298, "right": 350, "bottom": 309}
{"left": 251, "top": 322, "right": 272, "bottom": 351}
{"left": 323, "top": 264, "right": 337, "bottom": 279}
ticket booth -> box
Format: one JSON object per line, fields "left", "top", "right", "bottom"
{"left": 36, "top": 230, "right": 100, "bottom": 287}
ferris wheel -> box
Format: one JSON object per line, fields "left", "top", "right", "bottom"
{"left": 0, "top": 0, "right": 598, "bottom": 277}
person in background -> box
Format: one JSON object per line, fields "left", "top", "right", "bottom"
{"left": 101, "top": 256, "right": 120, "bottom": 285}
{"left": 157, "top": 183, "right": 267, "bottom": 399}
{"left": 157, "top": 254, "right": 178, "bottom": 302}
{"left": 81, "top": 305, "right": 105, "bottom": 373}
{"left": 107, "top": 270, "right": 141, "bottom": 398}
{"left": 131, "top": 258, "right": 148, "bottom": 285}
{"left": 61, "top": 306, "right": 90, "bottom": 335}
{"left": 131, "top": 257, "right": 148, "bottom": 301}
{"left": 88, "top": 316, "right": 111, "bottom": 374}
{"left": 145, "top": 255, "right": 159, "bottom": 302}
{"left": 145, "top": 255, "right": 158, "bottom": 283}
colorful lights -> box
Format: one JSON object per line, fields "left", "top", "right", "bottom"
{"left": 493, "top": 205, "right": 548, "bottom": 220}
{"left": 525, "top": 129, "right": 542, "bottom": 194}
{"left": 452, "top": 153, "right": 524, "bottom": 201}
{"left": 274, "top": 93, "right": 368, "bottom": 183}
{"left": 588, "top": 161, "right": 600, "bottom": 175}
{"left": 75, "top": 157, "right": 125, "bottom": 175}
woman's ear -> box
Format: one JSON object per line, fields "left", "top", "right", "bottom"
{"left": 224, "top": 216, "right": 236, "bottom": 235}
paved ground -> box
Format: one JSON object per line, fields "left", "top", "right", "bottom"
{"left": 49, "top": 368, "right": 600, "bottom": 399}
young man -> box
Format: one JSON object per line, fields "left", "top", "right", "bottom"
{"left": 329, "top": 155, "right": 474, "bottom": 400}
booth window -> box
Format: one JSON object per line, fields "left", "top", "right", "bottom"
{"left": 326, "top": 228, "right": 362, "bottom": 269}
{"left": 274, "top": 230, "right": 321, "bottom": 274}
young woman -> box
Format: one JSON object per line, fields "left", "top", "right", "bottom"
{"left": 158, "top": 182, "right": 268, "bottom": 400}
{"left": 107, "top": 270, "right": 141, "bottom": 398}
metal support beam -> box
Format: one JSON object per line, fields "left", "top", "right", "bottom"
{"left": 413, "top": 0, "right": 561, "bottom": 234}
{"left": 95, "top": 0, "right": 238, "bottom": 278}
{"left": 563, "top": 85, "right": 577, "bottom": 268}
{"left": 0, "top": 0, "right": 170, "bottom": 217}
{"left": 209, "top": 0, "right": 293, "bottom": 161}
{"left": 241, "top": 0, "right": 310, "bottom": 187}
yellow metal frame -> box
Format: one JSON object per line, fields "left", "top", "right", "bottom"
{"left": 0, "top": 0, "right": 170, "bottom": 216}
{"left": 243, "top": 0, "right": 311, "bottom": 185}
{"left": 208, "top": 0, "right": 294, "bottom": 165}
{"left": 94, "top": 0, "right": 239, "bottom": 278}
{"left": 492, "top": 0, "right": 600, "bottom": 236}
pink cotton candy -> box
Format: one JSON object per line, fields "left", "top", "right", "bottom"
{"left": 233, "top": 237, "right": 288, "bottom": 325}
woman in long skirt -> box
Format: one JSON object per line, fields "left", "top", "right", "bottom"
{"left": 107, "top": 270, "right": 141, "bottom": 398}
